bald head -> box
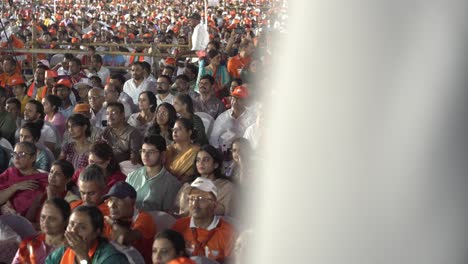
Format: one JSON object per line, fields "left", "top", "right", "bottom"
{"left": 88, "top": 88, "right": 104, "bottom": 112}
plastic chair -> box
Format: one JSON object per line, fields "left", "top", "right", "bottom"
{"left": 110, "top": 242, "right": 145, "bottom": 264}
{"left": 147, "top": 211, "right": 176, "bottom": 232}
{"left": 0, "top": 215, "right": 37, "bottom": 239}
{"left": 195, "top": 112, "right": 215, "bottom": 137}
{"left": 49, "top": 54, "right": 64, "bottom": 67}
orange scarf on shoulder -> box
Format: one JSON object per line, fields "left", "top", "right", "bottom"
{"left": 59, "top": 241, "right": 98, "bottom": 264}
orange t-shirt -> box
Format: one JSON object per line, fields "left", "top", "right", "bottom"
{"left": 172, "top": 217, "right": 236, "bottom": 263}
{"left": 102, "top": 211, "right": 156, "bottom": 263}
{"left": 227, "top": 55, "right": 251, "bottom": 79}
{"left": 70, "top": 200, "right": 110, "bottom": 217}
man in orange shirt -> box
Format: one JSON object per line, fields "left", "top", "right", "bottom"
{"left": 101, "top": 181, "right": 156, "bottom": 264}
{"left": 70, "top": 164, "right": 110, "bottom": 217}
{"left": 172, "top": 177, "right": 236, "bottom": 263}
{"left": 227, "top": 41, "right": 254, "bottom": 79}
{"left": 0, "top": 56, "right": 23, "bottom": 97}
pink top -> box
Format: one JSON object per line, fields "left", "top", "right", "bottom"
{"left": 0, "top": 167, "right": 48, "bottom": 216}
{"left": 45, "top": 112, "right": 66, "bottom": 136}
{"left": 72, "top": 168, "right": 126, "bottom": 193}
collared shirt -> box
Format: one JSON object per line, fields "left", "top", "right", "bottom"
{"left": 194, "top": 95, "right": 227, "bottom": 120}
{"left": 100, "top": 124, "right": 143, "bottom": 163}
{"left": 123, "top": 78, "right": 156, "bottom": 104}
{"left": 97, "top": 66, "right": 111, "bottom": 85}
{"left": 209, "top": 108, "right": 256, "bottom": 149}
{"left": 156, "top": 93, "right": 175, "bottom": 106}
{"left": 126, "top": 166, "right": 181, "bottom": 211}
{"left": 191, "top": 23, "right": 209, "bottom": 51}
{"left": 91, "top": 107, "right": 106, "bottom": 128}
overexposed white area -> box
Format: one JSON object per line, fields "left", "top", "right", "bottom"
{"left": 252, "top": 1, "right": 468, "bottom": 264}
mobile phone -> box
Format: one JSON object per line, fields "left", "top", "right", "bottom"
{"left": 101, "top": 120, "right": 107, "bottom": 127}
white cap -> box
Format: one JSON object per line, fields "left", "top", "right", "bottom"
{"left": 190, "top": 177, "right": 218, "bottom": 199}
{"left": 38, "top": 59, "right": 50, "bottom": 68}
{"left": 73, "top": 78, "right": 92, "bottom": 88}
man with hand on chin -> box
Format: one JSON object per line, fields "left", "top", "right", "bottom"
{"left": 102, "top": 181, "right": 156, "bottom": 264}
{"left": 45, "top": 205, "right": 129, "bottom": 263}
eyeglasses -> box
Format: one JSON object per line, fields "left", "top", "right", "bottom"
{"left": 139, "top": 149, "right": 160, "bottom": 155}
{"left": 188, "top": 196, "right": 214, "bottom": 204}
{"left": 12, "top": 152, "right": 34, "bottom": 158}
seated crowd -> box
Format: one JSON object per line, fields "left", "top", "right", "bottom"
{"left": 0, "top": 10, "right": 267, "bottom": 264}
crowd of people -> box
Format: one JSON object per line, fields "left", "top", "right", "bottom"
{"left": 0, "top": 0, "right": 286, "bottom": 263}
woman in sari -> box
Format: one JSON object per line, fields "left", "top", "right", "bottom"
{"left": 196, "top": 49, "right": 230, "bottom": 98}
{"left": 12, "top": 198, "right": 71, "bottom": 264}
{"left": 165, "top": 118, "right": 200, "bottom": 183}
{"left": 0, "top": 141, "right": 49, "bottom": 216}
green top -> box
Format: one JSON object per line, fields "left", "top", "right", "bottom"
{"left": 45, "top": 240, "right": 130, "bottom": 264}
{"left": 126, "top": 166, "right": 181, "bottom": 212}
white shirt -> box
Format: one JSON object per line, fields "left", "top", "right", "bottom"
{"left": 123, "top": 78, "right": 156, "bottom": 103}
{"left": 243, "top": 123, "right": 261, "bottom": 149}
{"left": 96, "top": 66, "right": 110, "bottom": 86}
{"left": 191, "top": 23, "right": 209, "bottom": 51}
{"left": 90, "top": 107, "right": 106, "bottom": 128}
{"left": 209, "top": 108, "right": 256, "bottom": 148}
{"left": 156, "top": 93, "right": 175, "bottom": 106}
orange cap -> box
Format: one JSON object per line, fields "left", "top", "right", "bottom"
{"left": 165, "top": 57, "right": 176, "bottom": 66}
{"left": 45, "top": 70, "right": 58, "bottom": 78}
{"left": 142, "top": 33, "right": 152, "bottom": 38}
{"left": 231, "top": 85, "right": 249, "bottom": 99}
{"left": 73, "top": 103, "right": 91, "bottom": 113}
{"left": 7, "top": 76, "right": 25, "bottom": 86}
{"left": 71, "top": 37, "right": 80, "bottom": 44}
{"left": 54, "top": 78, "right": 72, "bottom": 89}
{"left": 82, "top": 33, "right": 91, "bottom": 39}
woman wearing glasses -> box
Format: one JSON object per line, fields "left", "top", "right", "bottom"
{"left": 0, "top": 141, "right": 48, "bottom": 216}
{"left": 146, "top": 103, "right": 178, "bottom": 146}
{"left": 12, "top": 121, "right": 55, "bottom": 172}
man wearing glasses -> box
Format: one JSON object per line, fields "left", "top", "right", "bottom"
{"left": 126, "top": 135, "right": 181, "bottom": 212}
{"left": 156, "top": 75, "right": 175, "bottom": 105}
{"left": 172, "top": 177, "right": 236, "bottom": 263}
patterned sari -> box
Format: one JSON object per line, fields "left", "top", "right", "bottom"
{"left": 165, "top": 144, "right": 200, "bottom": 183}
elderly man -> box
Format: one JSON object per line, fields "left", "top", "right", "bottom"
{"left": 123, "top": 61, "right": 156, "bottom": 103}
{"left": 102, "top": 182, "right": 156, "bottom": 263}
{"left": 172, "top": 177, "right": 236, "bottom": 263}
{"left": 126, "top": 135, "right": 181, "bottom": 212}
{"left": 70, "top": 164, "right": 109, "bottom": 217}
{"left": 210, "top": 85, "right": 256, "bottom": 150}
{"left": 100, "top": 102, "right": 142, "bottom": 164}
{"left": 88, "top": 87, "right": 106, "bottom": 128}
{"left": 194, "top": 75, "right": 226, "bottom": 119}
